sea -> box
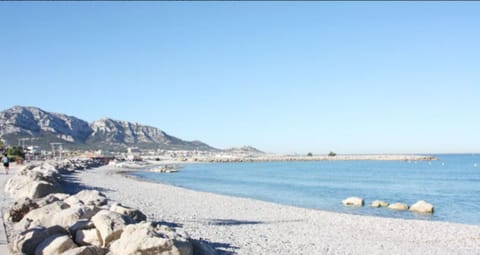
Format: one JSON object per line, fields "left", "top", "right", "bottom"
{"left": 132, "top": 154, "right": 480, "bottom": 225}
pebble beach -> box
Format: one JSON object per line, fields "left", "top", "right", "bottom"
{"left": 70, "top": 164, "right": 480, "bottom": 255}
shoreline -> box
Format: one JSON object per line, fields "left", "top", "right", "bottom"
{"left": 116, "top": 167, "right": 465, "bottom": 226}
{"left": 74, "top": 164, "right": 480, "bottom": 254}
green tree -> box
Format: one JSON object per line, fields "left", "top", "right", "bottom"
{"left": 307, "top": 152, "right": 313, "bottom": 157}
{"left": 6, "top": 146, "right": 25, "bottom": 160}
{"left": 328, "top": 151, "right": 336, "bottom": 157}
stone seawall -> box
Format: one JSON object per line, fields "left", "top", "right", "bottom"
{"left": 2, "top": 158, "right": 215, "bottom": 255}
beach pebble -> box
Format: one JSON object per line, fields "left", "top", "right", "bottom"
{"left": 91, "top": 210, "right": 134, "bottom": 247}
{"left": 409, "top": 200, "right": 434, "bottom": 214}
{"left": 371, "top": 200, "right": 389, "bottom": 208}
{"left": 342, "top": 197, "right": 364, "bottom": 207}
{"left": 109, "top": 222, "right": 193, "bottom": 255}
{"left": 388, "top": 203, "right": 409, "bottom": 211}
{"left": 34, "top": 234, "right": 78, "bottom": 255}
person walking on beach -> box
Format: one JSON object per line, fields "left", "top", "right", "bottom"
{"left": 3, "top": 154, "right": 9, "bottom": 174}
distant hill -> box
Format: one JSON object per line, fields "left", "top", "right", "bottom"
{"left": 224, "top": 146, "right": 265, "bottom": 155}
{"left": 0, "top": 106, "right": 217, "bottom": 152}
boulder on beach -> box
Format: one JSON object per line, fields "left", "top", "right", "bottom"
{"left": 12, "top": 225, "right": 68, "bottom": 255}
{"left": 64, "top": 190, "right": 108, "bottom": 207}
{"left": 342, "top": 197, "right": 364, "bottom": 207}
{"left": 34, "top": 234, "right": 78, "bottom": 255}
{"left": 5, "top": 165, "right": 63, "bottom": 200}
{"left": 75, "top": 228, "right": 102, "bottom": 247}
{"left": 371, "top": 200, "right": 389, "bottom": 208}
{"left": 5, "top": 197, "right": 39, "bottom": 222}
{"left": 110, "top": 203, "right": 147, "bottom": 223}
{"left": 91, "top": 210, "right": 134, "bottom": 247}
{"left": 15, "top": 201, "right": 70, "bottom": 232}
{"left": 388, "top": 203, "right": 409, "bottom": 211}
{"left": 49, "top": 203, "right": 101, "bottom": 229}
{"left": 109, "top": 222, "right": 193, "bottom": 255}
{"left": 409, "top": 200, "right": 434, "bottom": 214}
{"left": 61, "top": 246, "right": 106, "bottom": 255}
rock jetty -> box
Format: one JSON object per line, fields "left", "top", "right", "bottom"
{"left": 3, "top": 159, "right": 214, "bottom": 255}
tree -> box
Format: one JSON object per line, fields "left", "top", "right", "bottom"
{"left": 328, "top": 151, "right": 336, "bottom": 157}
{"left": 6, "top": 146, "right": 25, "bottom": 160}
{"left": 307, "top": 152, "right": 313, "bottom": 157}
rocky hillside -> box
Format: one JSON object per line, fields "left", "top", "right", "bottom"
{"left": 224, "top": 146, "right": 265, "bottom": 155}
{"left": 87, "top": 118, "right": 214, "bottom": 151}
{"left": 0, "top": 106, "right": 216, "bottom": 152}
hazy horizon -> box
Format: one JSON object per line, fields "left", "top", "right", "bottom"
{"left": 1, "top": 2, "right": 479, "bottom": 154}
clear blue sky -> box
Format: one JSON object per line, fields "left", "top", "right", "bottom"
{"left": 1, "top": 2, "right": 479, "bottom": 154}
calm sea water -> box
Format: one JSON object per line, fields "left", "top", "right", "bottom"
{"left": 132, "top": 154, "right": 480, "bottom": 225}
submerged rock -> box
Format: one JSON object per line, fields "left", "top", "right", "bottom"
{"left": 371, "top": 200, "right": 389, "bottom": 208}
{"left": 409, "top": 200, "right": 434, "bottom": 214}
{"left": 342, "top": 197, "right": 364, "bottom": 207}
{"left": 388, "top": 203, "right": 409, "bottom": 211}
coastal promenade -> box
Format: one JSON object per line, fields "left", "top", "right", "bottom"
{"left": 0, "top": 165, "right": 15, "bottom": 254}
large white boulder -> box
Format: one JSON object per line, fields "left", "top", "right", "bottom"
{"left": 388, "top": 202, "right": 409, "bottom": 211}
{"left": 410, "top": 200, "right": 434, "bottom": 213}
{"left": 65, "top": 190, "right": 108, "bottom": 207}
{"left": 49, "top": 204, "right": 101, "bottom": 229}
{"left": 12, "top": 225, "right": 67, "bottom": 254}
{"left": 371, "top": 200, "right": 389, "bottom": 208}
{"left": 109, "top": 222, "right": 193, "bottom": 255}
{"left": 4, "top": 197, "right": 39, "bottom": 222}
{"left": 91, "top": 210, "right": 134, "bottom": 247}
{"left": 342, "top": 197, "right": 364, "bottom": 206}
{"left": 15, "top": 201, "right": 69, "bottom": 232}
{"left": 75, "top": 228, "right": 102, "bottom": 246}
{"left": 5, "top": 165, "right": 63, "bottom": 200}
{"left": 34, "top": 234, "right": 78, "bottom": 255}
{"left": 61, "top": 246, "right": 106, "bottom": 255}
{"left": 110, "top": 203, "right": 147, "bottom": 223}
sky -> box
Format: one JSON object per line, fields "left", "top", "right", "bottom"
{"left": 1, "top": 2, "right": 479, "bottom": 154}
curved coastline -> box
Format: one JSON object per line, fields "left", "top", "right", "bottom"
{"left": 77, "top": 164, "right": 480, "bottom": 255}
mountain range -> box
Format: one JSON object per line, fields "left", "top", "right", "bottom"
{"left": 0, "top": 106, "right": 217, "bottom": 152}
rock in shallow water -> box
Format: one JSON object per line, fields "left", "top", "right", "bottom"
{"left": 388, "top": 203, "right": 409, "bottom": 211}
{"left": 371, "top": 200, "right": 389, "bottom": 208}
{"left": 342, "top": 197, "right": 364, "bottom": 207}
{"left": 410, "top": 200, "right": 434, "bottom": 214}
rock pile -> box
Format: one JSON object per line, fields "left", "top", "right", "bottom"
{"left": 3, "top": 159, "right": 214, "bottom": 255}
{"left": 342, "top": 197, "right": 434, "bottom": 214}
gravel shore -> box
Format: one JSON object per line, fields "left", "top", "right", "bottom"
{"left": 65, "top": 165, "right": 480, "bottom": 255}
